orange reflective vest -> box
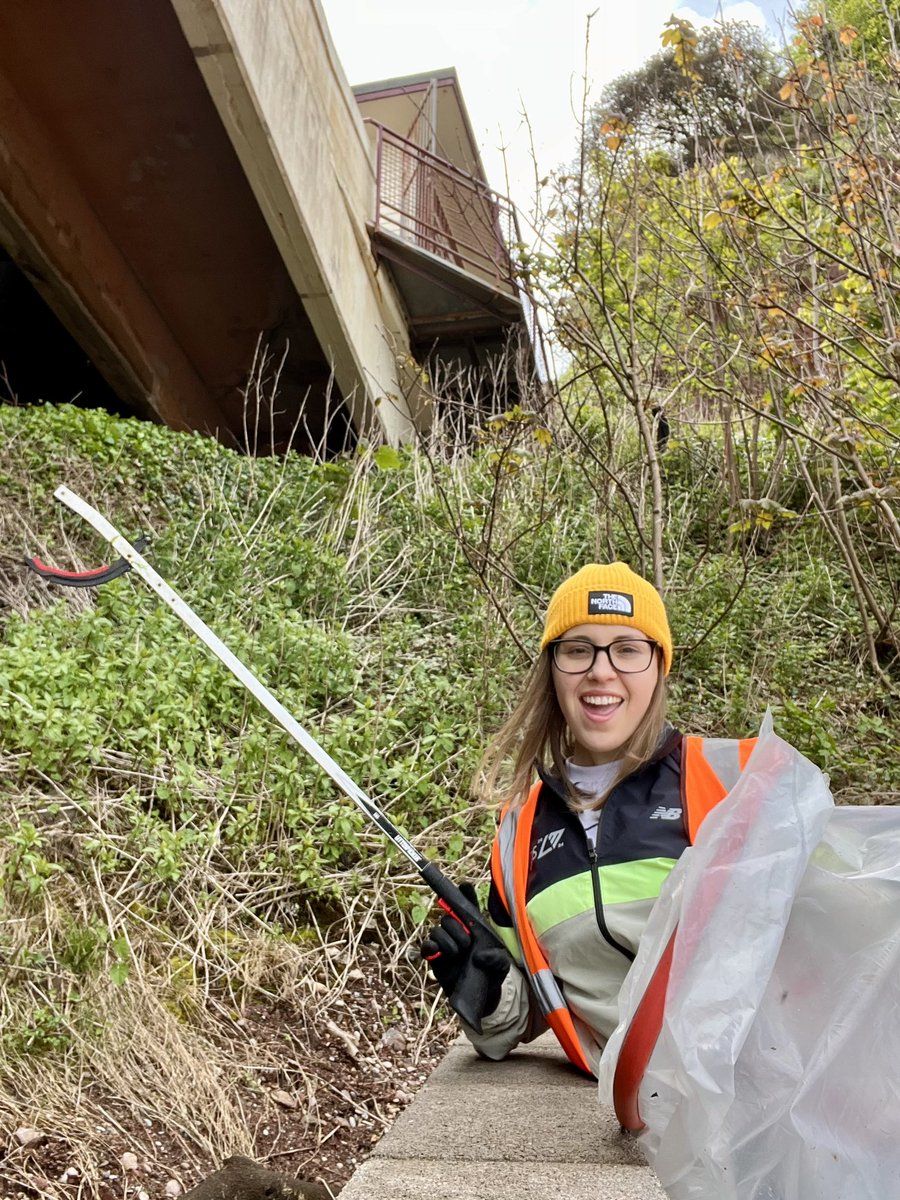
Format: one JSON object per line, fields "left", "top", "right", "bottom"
{"left": 490, "top": 735, "right": 757, "bottom": 1076}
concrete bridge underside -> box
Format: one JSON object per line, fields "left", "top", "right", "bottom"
{"left": 0, "top": 0, "right": 417, "bottom": 452}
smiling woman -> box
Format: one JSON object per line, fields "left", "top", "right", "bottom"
{"left": 419, "top": 562, "right": 756, "bottom": 1077}
{"left": 550, "top": 623, "right": 662, "bottom": 765}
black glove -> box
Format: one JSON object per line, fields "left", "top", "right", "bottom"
{"left": 421, "top": 882, "right": 511, "bottom": 1024}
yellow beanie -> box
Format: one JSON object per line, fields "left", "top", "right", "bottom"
{"left": 540, "top": 563, "right": 673, "bottom": 674}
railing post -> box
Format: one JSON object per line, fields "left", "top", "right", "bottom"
{"left": 373, "top": 123, "right": 383, "bottom": 231}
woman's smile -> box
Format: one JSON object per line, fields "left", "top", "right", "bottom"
{"left": 579, "top": 692, "right": 624, "bottom": 722}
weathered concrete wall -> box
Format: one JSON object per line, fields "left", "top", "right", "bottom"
{"left": 169, "top": 0, "right": 423, "bottom": 443}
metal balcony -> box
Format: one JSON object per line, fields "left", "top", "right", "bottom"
{"left": 366, "top": 120, "right": 534, "bottom": 350}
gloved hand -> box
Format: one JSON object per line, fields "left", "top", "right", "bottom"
{"left": 421, "top": 882, "right": 511, "bottom": 1024}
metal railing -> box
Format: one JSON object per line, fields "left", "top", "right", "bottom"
{"left": 366, "top": 120, "right": 551, "bottom": 379}
{"left": 367, "top": 120, "right": 519, "bottom": 297}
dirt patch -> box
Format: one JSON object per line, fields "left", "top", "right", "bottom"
{"left": 1, "top": 952, "right": 457, "bottom": 1199}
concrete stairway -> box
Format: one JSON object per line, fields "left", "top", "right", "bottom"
{"left": 340, "top": 1035, "right": 666, "bottom": 1200}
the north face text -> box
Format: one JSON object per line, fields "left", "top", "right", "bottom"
{"left": 588, "top": 590, "right": 634, "bottom": 617}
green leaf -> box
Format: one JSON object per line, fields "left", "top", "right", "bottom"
{"left": 374, "top": 446, "right": 401, "bottom": 470}
{"left": 109, "top": 961, "right": 130, "bottom": 986}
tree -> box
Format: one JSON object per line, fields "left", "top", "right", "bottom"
{"left": 533, "top": 9, "right": 900, "bottom": 674}
{"left": 595, "top": 19, "right": 780, "bottom": 168}
{"left": 794, "top": 0, "right": 898, "bottom": 72}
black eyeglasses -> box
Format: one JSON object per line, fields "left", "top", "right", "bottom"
{"left": 550, "top": 638, "right": 658, "bottom": 675}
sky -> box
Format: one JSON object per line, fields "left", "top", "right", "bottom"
{"left": 321, "top": 0, "right": 795, "bottom": 220}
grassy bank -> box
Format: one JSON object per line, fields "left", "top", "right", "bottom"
{"left": 0, "top": 400, "right": 896, "bottom": 1194}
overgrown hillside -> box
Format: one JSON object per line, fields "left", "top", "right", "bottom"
{"left": 0, "top": 391, "right": 896, "bottom": 1195}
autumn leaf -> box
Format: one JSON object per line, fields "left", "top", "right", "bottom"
{"left": 839, "top": 26, "right": 859, "bottom": 45}
{"left": 703, "top": 211, "right": 724, "bottom": 231}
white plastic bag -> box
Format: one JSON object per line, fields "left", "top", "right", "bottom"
{"left": 598, "top": 714, "right": 900, "bottom": 1200}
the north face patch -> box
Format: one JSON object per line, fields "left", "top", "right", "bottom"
{"left": 588, "top": 590, "right": 634, "bottom": 617}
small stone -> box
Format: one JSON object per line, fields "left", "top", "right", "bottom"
{"left": 65, "top": 1167, "right": 79, "bottom": 1178}
{"left": 392, "top": 1088, "right": 412, "bottom": 1104}
{"left": 347, "top": 968, "right": 364, "bottom": 981}
{"left": 378, "top": 1027, "right": 406, "bottom": 1052}
{"left": 120, "top": 1152, "right": 140, "bottom": 1172}
{"left": 14, "top": 1127, "right": 46, "bottom": 1149}
{"left": 138, "top": 1191, "right": 150, "bottom": 1200}
{"left": 165, "top": 1181, "right": 182, "bottom": 1197}
{"left": 271, "top": 1089, "right": 298, "bottom": 1110}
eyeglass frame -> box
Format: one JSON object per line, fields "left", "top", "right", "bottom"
{"left": 549, "top": 637, "right": 660, "bottom": 675}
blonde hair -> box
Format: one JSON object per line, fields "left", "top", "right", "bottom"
{"left": 474, "top": 647, "right": 668, "bottom": 809}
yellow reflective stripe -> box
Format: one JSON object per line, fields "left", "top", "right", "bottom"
{"left": 601, "top": 857, "right": 678, "bottom": 904}
{"left": 526, "top": 858, "right": 678, "bottom": 938}
{"left": 528, "top": 872, "right": 593, "bottom": 938}
{"left": 492, "top": 922, "right": 522, "bottom": 962}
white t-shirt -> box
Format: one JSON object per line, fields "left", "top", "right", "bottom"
{"left": 566, "top": 758, "right": 622, "bottom": 849}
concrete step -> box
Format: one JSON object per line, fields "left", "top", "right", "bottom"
{"left": 340, "top": 1036, "right": 665, "bottom": 1200}
{"left": 343, "top": 1159, "right": 662, "bottom": 1200}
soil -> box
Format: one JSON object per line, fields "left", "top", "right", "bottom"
{"left": 1, "top": 952, "right": 458, "bottom": 1200}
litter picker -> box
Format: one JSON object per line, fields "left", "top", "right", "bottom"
{"left": 26, "top": 485, "right": 502, "bottom": 1032}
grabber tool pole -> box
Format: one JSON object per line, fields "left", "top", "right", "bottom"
{"left": 26, "top": 485, "right": 502, "bottom": 1032}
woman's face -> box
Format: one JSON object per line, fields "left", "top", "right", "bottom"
{"left": 551, "top": 623, "right": 660, "bottom": 765}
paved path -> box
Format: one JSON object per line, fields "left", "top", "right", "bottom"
{"left": 341, "top": 1034, "right": 666, "bottom": 1200}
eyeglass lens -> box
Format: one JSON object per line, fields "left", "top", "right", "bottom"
{"left": 552, "top": 639, "right": 654, "bottom": 673}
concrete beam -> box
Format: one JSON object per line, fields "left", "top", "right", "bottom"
{"left": 169, "top": 0, "right": 421, "bottom": 443}
{"left": 0, "top": 64, "right": 227, "bottom": 436}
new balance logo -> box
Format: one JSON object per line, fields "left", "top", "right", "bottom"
{"left": 532, "top": 829, "right": 565, "bottom": 860}
{"left": 650, "top": 807, "right": 682, "bottom": 821}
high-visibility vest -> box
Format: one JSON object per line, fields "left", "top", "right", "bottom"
{"left": 490, "top": 735, "right": 757, "bottom": 1076}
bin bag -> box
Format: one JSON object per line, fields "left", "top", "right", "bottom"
{"left": 597, "top": 713, "right": 900, "bottom": 1200}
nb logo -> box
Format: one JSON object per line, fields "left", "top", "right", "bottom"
{"left": 532, "top": 829, "right": 565, "bottom": 860}
{"left": 650, "top": 806, "right": 682, "bottom": 821}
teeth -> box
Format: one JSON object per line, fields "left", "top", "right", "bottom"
{"left": 583, "top": 696, "right": 620, "bottom": 707}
